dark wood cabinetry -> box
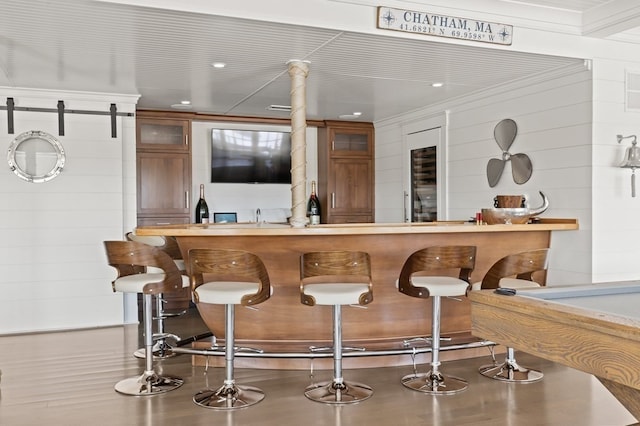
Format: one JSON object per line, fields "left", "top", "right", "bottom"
{"left": 318, "top": 121, "right": 374, "bottom": 224}
{"left": 136, "top": 113, "right": 191, "bottom": 226}
{"left": 137, "top": 152, "right": 191, "bottom": 222}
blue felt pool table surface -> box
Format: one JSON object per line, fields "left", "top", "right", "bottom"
{"left": 516, "top": 281, "right": 640, "bottom": 321}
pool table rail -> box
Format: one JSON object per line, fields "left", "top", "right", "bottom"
{"left": 469, "top": 285, "right": 640, "bottom": 421}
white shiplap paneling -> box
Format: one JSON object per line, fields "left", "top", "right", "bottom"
{"left": 0, "top": 88, "right": 138, "bottom": 333}
{"left": 375, "top": 66, "right": 593, "bottom": 284}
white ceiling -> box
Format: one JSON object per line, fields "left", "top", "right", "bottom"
{"left": 503, "top": 0, "right": 605, "bottom": 9}
{"left": 0, "top": 0, "right": 635, "bottom": 122}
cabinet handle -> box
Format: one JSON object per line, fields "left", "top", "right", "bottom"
{"left": 185, "top": 134, "right": 189, "bottom": 146}
{"left": 331, "top": 193, "right": 335, "bottom": 209}
{"left": 185, "top": 191, "right": 189, "bottom": 209}
{"left": 331, "top": 140, "right": 335, "bottom": 151}
{"left": 403, "top": 191, "right": 409, "bottom": 222}
{"left": 156, "top": 222, "right": 171, "bottom": 225}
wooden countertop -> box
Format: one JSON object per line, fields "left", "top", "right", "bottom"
{"left": 135, "top": 218, "right": 578, "bottom": 237}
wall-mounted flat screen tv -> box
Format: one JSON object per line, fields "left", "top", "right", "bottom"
{"left": 211, "top": 128, "right": 291, "bottom": 184}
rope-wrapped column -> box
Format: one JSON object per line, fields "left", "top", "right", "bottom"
{"left": 287, "top": 60, "right": 310, "bottom": 228}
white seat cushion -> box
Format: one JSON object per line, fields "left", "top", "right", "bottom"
{"left": 410, "top": 276, "right": 469, "bottom": 297}
{"left": 470, "top": 277, "right": 540, "bottom": 291}
{"left": 180, "top": 273, "right": 190, "bottom": 288}
{"left": 470, "top": 281, "right": 482, "bottom": 291}
{"left": 146, "top": 264, "right": 189, "bottom": 286}
{"left": 173, "top": 259, "right": 186, "bottom": 271}
{"left": 499, "top": 278, "right": 540, "bottom": 289}
{"left": 147, "top": 266, "right": 162, "bottom": 274}
{"left": 302, "top": 283, "right": 370, "bottom": 305}
{"left": 195, "top": 281, "right": 260, "bottom": 305}
{"left": 114, "top": 273, "right": 163, "bottom": 294}
{"left": 147, "top": 259, "right": 186, "bottom": 275}
{"left": 114, "top": 273, "right": 189, "bottom": 293}
{"left": 127, "top": 234, "right": 166, "bottom": 247}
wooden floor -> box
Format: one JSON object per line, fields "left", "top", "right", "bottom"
{"left": 0, "top": 307, "right": 636, "bottom": 426}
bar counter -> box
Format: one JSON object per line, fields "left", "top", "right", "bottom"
{"left": 136, "top": 219, "right": 578, "bottom": 368}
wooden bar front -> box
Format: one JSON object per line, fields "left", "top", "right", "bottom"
{"left": 136, "top": 220, "right": 577, "bottom": 368}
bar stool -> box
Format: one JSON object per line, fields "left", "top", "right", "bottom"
{"left": 300, "top": 251, "right": 374, "bottom": 404}
{"left": 126, "top": 232, "right": 188, "bottom": 359}
{"left": 104, "top": 240, "right": 186, "bottom": 395}
{"left": 397, "top": 245, "right": 476, "bottom": 394}
{"left": 188, "top": 248, "right": 271, "bottom": 409}
{"left": 472, "top": 248, "right": 549, "bottom": 383}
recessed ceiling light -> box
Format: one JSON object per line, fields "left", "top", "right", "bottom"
{"left": 338, "top": 111, "right": 363, "bottom": 120}
{"left": 171, "top": 101, "right": 192, "bottom": 110}
{"left": 212, "top": 62, "right": 226, "bottom": 68}
{"left": 432, "top": 82, "right": 444, "bottom": 88}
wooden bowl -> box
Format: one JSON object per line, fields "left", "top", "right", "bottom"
{"left": 481, "top": 208, "right": 532, "bottom": 225}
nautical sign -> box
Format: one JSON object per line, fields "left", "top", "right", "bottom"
{"left": 377, "top": 6, "right": 513, "bottom": 46}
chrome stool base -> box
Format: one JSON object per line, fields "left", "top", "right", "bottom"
{"left": 115, "top": 372, "right": 183, "bottom": 396}
{"left": 194, "top": 384, "right": 265, "bottom": 409}
{"left": 133, "top": 340, "right": 177, "bottom": 360}
{"left": 401, "top": 371, "right": 468, "bottom": 395}
{"left": 304, "top": 380, "right": 373, "bottom": 404}
{"left": 479, "top": 361, "right": 543, "bottom": 383}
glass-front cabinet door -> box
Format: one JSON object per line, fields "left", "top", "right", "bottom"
{"left": 330, "top": 127, "right": 373, "bottom": 156}
{"left": 137, "top": 118, "right": 189, "bottom": 151}
{"left": 411, "top": 146, "right": 437, "bottom": 222}
{"left": 403, "top": 122, "right": 445, "bottom": 223}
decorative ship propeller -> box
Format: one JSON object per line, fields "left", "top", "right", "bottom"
{"left": 486, "top": 119, "right": 533, "bottom": 187}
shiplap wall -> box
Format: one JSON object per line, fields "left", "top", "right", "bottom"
{"left": 591, "top": 58, "right": 640, "bottom": 283}
{"left": 375, "top": 65, "right": 593, "bottom": 285}
{"left": 374, "top": 121, "right": 404, "bottom": 223}
{"left": 0, "top": 88, "right": 138, "bottom": 334}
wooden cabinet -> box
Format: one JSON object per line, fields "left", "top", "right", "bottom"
{"left": 136, "top": 114, "right": 192, "bottom": 226}
{"left": 137, "top": 152, "right": 191, "bottom": 218}
{"left": 329, "top": 158, "right": 372, "bottom": 216}
{"left": 318, "top": 121, "right": 374, "bottom": 224}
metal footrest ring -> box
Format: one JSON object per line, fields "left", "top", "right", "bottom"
{"left": 403, "top": 336, "right": 452, "bottom": 347}
{"left": 309, "top": 345, "right": 365, "bottom": 353}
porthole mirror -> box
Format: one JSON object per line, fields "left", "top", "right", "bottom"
{"left": 7, "top": 130, "right": 65, "bottom": 183}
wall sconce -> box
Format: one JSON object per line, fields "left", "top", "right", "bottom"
{"left": 618, "top": 134, "right": 640, "bottom": 197}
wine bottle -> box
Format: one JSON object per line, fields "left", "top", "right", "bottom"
{"left": 195, "top": 184, "right": 209, "bottom": 224}
{"left": 307, "top": 180, "right": 321, "bottom": 225}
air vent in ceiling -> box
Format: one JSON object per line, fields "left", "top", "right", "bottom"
{"left": 626, "top": 70, "right": 640, "bottom": 111}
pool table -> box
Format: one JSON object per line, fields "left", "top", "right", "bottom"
{"left": 469, "top": 281, "right": 640, "bottom": 422}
